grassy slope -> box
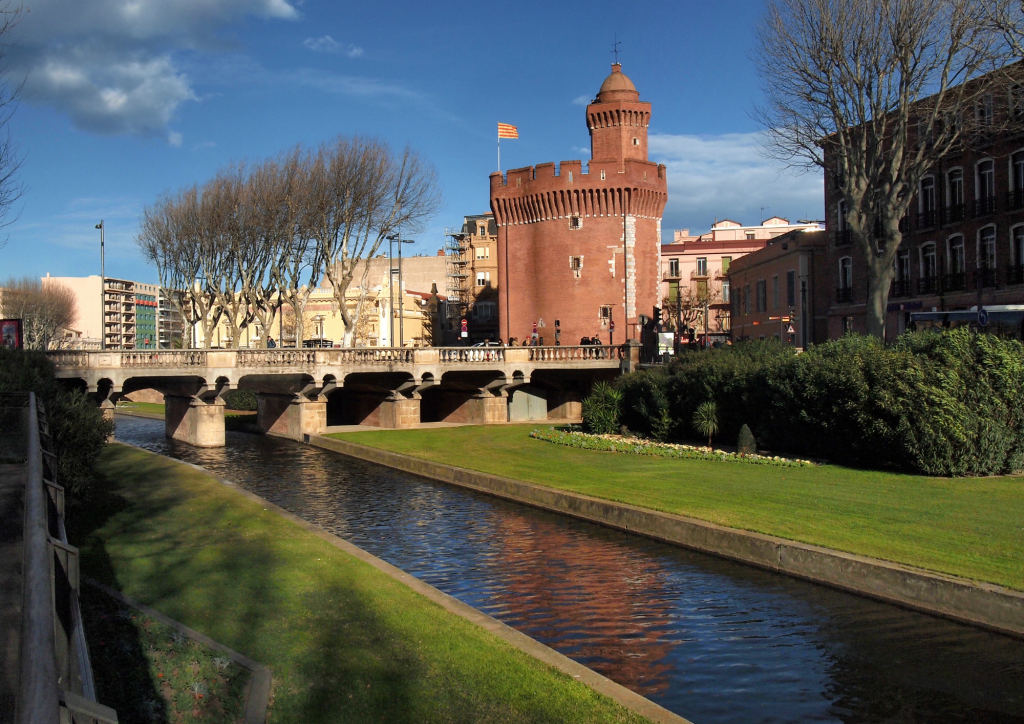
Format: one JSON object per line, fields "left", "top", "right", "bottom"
{"left": 328, "top": 425, "right": 1024, "bottom": 591}
{"left": 72, "top": 444, "right": 650, "bottom": 724}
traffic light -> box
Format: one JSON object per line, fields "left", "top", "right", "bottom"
{"left": 653, "top": 306, "right": 662, "bottom": 327}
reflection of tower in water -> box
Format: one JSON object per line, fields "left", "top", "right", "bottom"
{"left": 489, "top": 511, "right": 677, "bottom": 697}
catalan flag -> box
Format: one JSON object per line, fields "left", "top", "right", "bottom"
{"left": 498, "top": 123, "right": 519, "bottom": 139}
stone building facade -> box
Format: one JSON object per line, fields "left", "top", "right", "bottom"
{"left": 490, "top": 64, "right": 667, "bottom": 345}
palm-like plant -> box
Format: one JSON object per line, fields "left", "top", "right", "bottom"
{"left": 692, "top": 400, "right": 719, "bottom": 448}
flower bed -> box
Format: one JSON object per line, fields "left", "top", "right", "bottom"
{"left": 530, "top": 428, "right": 815, "bottom": 467}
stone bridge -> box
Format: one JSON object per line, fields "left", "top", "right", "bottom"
{"left": 47, "top": 345, "right": 637, "bottom": 447}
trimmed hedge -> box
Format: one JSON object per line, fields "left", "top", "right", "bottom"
{"left": 0, "top": 348, "right": 113, "bottom": 498}
{"left": 584, "top": 330, "right": 1024, "bottom": 477}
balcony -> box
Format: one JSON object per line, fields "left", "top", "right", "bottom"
{"left": 915, "top": 210, "right": 938, "bottom": 229}
{"left": 890, "top": 279, "right": 913, "bottom": 298}
{"left": 973, "top": 195, "right": 997, "bottom": 218}
{"left": 1007, "top": 189, "right": 1024, "bottom": 212}
{"left": 1007, "top": 265, "right": 1024, "bottom": 286}
{"left": 942, "top": 272, "right": 968, "bottom": 292}
{"left": 942, "top": 204, "right": 966, "bottom": 224}
{"left": 974, "top": 268, "right": 998, "bottom": 289}
{"left": 835, "top": 287, "right": 853, "bottom": 304}
{"left": 917, "top": 276, "right": 940, "bottom": 295}
{"left": 835, "top": 228, "right": 852, "bottom": 247}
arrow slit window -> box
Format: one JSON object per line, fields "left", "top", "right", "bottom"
{"left": 600, "top": 305, "right": 612, "bottom": 329}
{"left": 570, "top": 256, "right": 583, "bottom": 278}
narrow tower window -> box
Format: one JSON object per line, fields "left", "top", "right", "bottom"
{"left": 569, "top": 215, "right": 582, "bottom": 230}
{"left": 632, "top": 137, "right": 639, "bottom": 146}
{"left": 600, "top": 169, "right": 606, "bottom": 180}
{"left": 570, "top": 256, "right": 583, "bottom": 278}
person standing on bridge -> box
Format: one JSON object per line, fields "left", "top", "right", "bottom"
{"left": 267, "top": 336, "right": 277, "bottom": 348}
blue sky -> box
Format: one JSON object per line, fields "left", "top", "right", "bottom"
{"left": 2, "top": 0, "right": 824, "bottom": 284}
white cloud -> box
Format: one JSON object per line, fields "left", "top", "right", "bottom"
{"left": 304, "top": 35, "right": 340, "bottom": 53}
{"left": 572, "top": 95, "right": 591, "bottom": 106}
{"left": 12, "top": 0, "right": 300, "bottom": 137}
{"left": 168, "top": 131, "right": 183, "bottom": 147}
{"left": 571, "top": 145, "right": 591, "bottom": 156}
{"left": 304, "top": 35, "right": 363, "bottom": 57}
{"left": 192, "top": 140, "right": 217, "bottom": 150}
{"left": 648, "top": 132, "right": 824, "bottom": 233}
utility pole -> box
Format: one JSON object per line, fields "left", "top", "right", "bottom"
{"left": 95, "top": 220, "right": 105, "bottom": 350}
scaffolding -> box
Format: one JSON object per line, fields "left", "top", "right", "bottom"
{"left": 444, "top": 225, "right": 471, "bottom": 343}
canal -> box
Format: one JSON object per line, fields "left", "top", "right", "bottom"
{"left": 113, "top": 415, "right": 1024, "bottom": 724}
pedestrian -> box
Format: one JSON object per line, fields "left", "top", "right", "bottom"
{"left": 267, "top": 336, "right": 277, "bottom": 348}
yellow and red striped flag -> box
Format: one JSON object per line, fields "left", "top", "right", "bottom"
{"left": 498, "top": 123, "right": 519, "bottom": 139}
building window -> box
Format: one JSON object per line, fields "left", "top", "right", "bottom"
{"left": 786, "top": 271, "right": 795, "bottom": 308}
{"left": 837, "top": 199, "right": 848, "bottom": 230}
{"left": 600, "top": 305, "right": 612, "bottom": 329}
{"left": 669, "top": 280, "right": 679, "bottom": 304}
{"left": 921, "top": 243, "right": 937, "bottom": 279}
{"left": 839, "top": 257, "right": 853, "bottom": 290}
{"left": 475, "top": 302, "right": 496, "bottom": 320}
{"left": 1013, "top": 152, "right": 1024, "bottom": 191}
{"left": 949, "top": 236, "right": 965, "bottom": 273}
{"left": 722, "top": 279, "right": 730, "bottom": 303}
{"left": 475, "top": 246, "right": 489, "bottom": 259}
{"left": 756, "top": 279, "right": 767, "bottom": 312}
{"left": 1013, "top": 226, "right": 1024, "bottom": 266}
{"left": 669, "top": 258, "right": 679, "bottom": 277}
{"left": 516, "top": 177, "right": 521, "bottom": 187}
{"left": 696, "top": 257, "right": 708, "bottom": 276}
{"left": 1012, "top": 84, "right": 1024, "bottom": 120}
{"left": 980, "top": 227, "right": 997, "bottom": 269}
{"left": 721, "top": 256, "right": 732, "bottom": 274}
{"left": 476, "top": 271, "right": 490, "bottom": 287}
{"left": 479, "top": 225, "right": 487, "bottom": 236}
{"left": 600, "top": 169, "right": 606, "bottom": 180}
{"left": 569, "top": 214, "right": 582, "bottom": 230}
{"left": 568, "top": 171, "right": 573, "bottom": 182}
{"left": 772, "top": 275, "right": 779, "bottom": 310}
{"left": 744, "top": 284, "right": 751, "bottom": 314}
{"left": 570, "top": 256, "right": 583, "bottom": 278}
{"left": 897, "top": 252, "right": 910, "bottom": 283}
{"left": 920, "top": 176, "right": 936, "bottom": 213}
{"left": 632, "top": 137, "right": 639, "bottom": 146}
{"left": 945, "top": 110, "right": 962, "bottom": 135}
{"left": 978, "top": 160, "right": 995, "bottom": 200}
{"left": 977, "top": 94, "right": 995, "bottom": 126}
{"left": 745, "top": 231, "right": 755, "bottom": 240}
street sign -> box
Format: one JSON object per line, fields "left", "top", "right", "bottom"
{"left": 786, "top": 324, "right": 795, "bottom": 334}
{"left": 610, "top": 320, "right": 615, "bottom": 331}
{"left": 978, "top": 307, "right": 989, "bottom": 327}
{"left": 461, "top": 318, "right": 468, "bottom": 338}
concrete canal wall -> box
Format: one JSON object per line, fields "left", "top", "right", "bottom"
{"left": 307, "top": 434, "right": 1024, "bottom": 640}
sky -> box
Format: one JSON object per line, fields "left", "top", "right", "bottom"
{"left": 1, "top": 0, "right": 824, "bottom": 284}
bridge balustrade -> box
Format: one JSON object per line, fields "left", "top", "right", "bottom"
{"left": 319, "top": 347, "right": 415, "bottom": 365}
{"left": 122, "top": 350, "right": 208, "bottom": 367}
{"left": 528, "top": 345, "right": 620, "bottom": 362}
{"left": 237, "top": 349, "right": 317, "bottom": 367}
{"left": 438, "top": 347, "right": 506, "bottom": 363}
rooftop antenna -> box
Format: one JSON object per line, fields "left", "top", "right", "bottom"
{"left": 612, "top": 34, "right": 621, "bottom": 64}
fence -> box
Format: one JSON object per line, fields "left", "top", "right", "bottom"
{"left": 5, "top": 392, "right": 117, "bottom": 724}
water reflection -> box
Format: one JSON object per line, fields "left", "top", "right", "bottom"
{"left": 113, "top": 416, "right": 1024, "bottom": 724}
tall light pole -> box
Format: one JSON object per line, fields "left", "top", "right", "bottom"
{"left": 95, "top": 220, "right": 105, "bottom": 350}
{"left": 386, "top": 233, "right": 398, "bottom": 347}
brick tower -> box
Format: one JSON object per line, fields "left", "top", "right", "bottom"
{"left": 490, "top": 63, "right": 667, "bottom": 345}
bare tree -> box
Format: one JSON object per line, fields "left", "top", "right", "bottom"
{"left": 312, "top": 137, "right": 442, "bottom": 346}
{"left": 0, "top": 3, "right": 24, "bottom": 249}
{"left": 755, "top": 0, "right": 1016, "bottom": 338}
{"left": 1, "top": 276, "right": 77, "bottom": 349}
{"left": 663, "top": 279, "right": 723, "bottom": 334}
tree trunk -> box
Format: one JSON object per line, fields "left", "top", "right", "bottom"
{"left": 865, "top": 250, "right": 897, "bottom": 340}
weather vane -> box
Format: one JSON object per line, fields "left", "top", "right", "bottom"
{"left": 612, "top": 34, "right": 621, "bottom": 64}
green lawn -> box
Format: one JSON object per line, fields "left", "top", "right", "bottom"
{"left": 116, "top": 401, "right": 252, "bottom": 417}
{"left": 328, "top": 425, "right": 1024, "bottom": 591}
{"left": 70, "top": 444, "right": 650, "bottom": 724}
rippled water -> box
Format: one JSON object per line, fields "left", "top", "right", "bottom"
{"left": 114, "top": 415, "right": 1024, "bottom": 724}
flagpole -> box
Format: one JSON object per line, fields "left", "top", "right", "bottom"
{"left": 498, "top": 136, "right": 501, "bottom": 174}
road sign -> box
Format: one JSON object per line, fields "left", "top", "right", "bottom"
{"left": 786, "top": 324, "right": 795, "bottom": 335}
{"left": 461, "top": 319, "right": 468, "bottom": 332}
{"left": 978, "top": 307, "right": 989, "bottom": 327}
{"left": 610, "top": 320, "right": 615, "bottom": 331}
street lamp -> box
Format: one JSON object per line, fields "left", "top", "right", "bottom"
{"left": 386, "top": 232, "right": 415, "bottom": 348}
{"left": 95, "top": 220, "right": 104, "bottom": 350}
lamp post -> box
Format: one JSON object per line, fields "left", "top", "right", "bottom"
{"left": 95, "top": 220, "right": 104, "bottom": 350}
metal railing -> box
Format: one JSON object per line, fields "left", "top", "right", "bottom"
{"left": 9, "top": 392, "right": 117, "bottom": 723}
{"left": 834, "top": 229, "right": 852, "bottom": 247}
{"left": 973, "top": 196, "right": 998, "bottom": 217}
{"left": 917, "top": 276, "right": 941, "bottom": 295}
{"left": 942, "top": 204, "right": 966, "bottom": 223}
{"left": 974, "top": 268, "right": 999, "bottom": 289}
{"left": 942, "top": 272, "right": 968, "bottom": 292}
{"left": 1007, "top": 189, "right": 1024, "bottom": 212}
{"left": 890, "top": 279, "right": 913, "bottom": 298}
{"left": 835, "top": 287, "right": 854, "bottom": 303}
{"left": 1007, "top": 265, "right": 1024, "bottom": 286}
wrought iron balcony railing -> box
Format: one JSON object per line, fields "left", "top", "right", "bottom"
{"left": 835, "top": 287, "right": 854, "bottom": 303}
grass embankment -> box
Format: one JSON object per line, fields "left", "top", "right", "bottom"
{"left": 81, "top": 584, "right": 250, "bottom": 724}
{"left": 71, "top": 444, "right": 651, "bottom": 724}
{"left": 327, "top": 425, "right": 1024, "bottom": 591}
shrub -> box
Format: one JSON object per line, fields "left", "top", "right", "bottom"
{"left": 224, "top": 388, "right": 257, "bottom": 411}
{"left": 737, "top": 424, "right": 756, "bottom": 454}
{"left": 581, "top": 381, "right": 621, "bottom": 434}
{"left": 611, "top": 330, "right": 1024, "bottom": 476}
{"left": 0, "top": 348, "right": 113, "bottom": 498}
{"left": 692, "top": 401, "right": 719, "bottom": 447}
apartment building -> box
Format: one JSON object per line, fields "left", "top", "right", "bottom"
{"left": 445, "top": 213, "right": 499, "bottom": 343}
